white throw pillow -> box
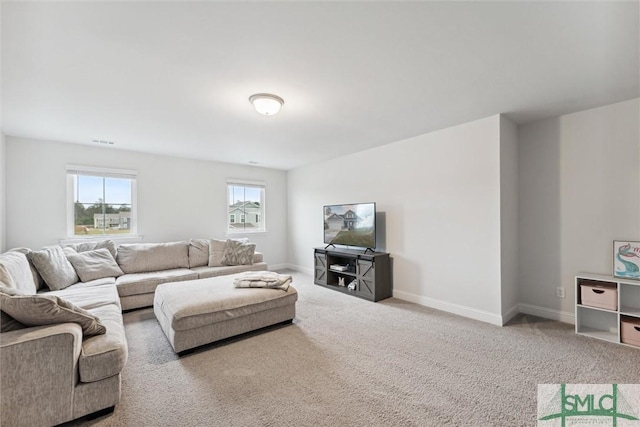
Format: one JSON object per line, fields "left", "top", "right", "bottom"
{"left": 0, "top": 251, "right": 38, "bottom": 294}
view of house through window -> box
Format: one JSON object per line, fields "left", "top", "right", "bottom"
{"left": 227, "top": 182, "right": 265, "bottom": 233}
{"left": 68, "top": 167, "right": 137, "bottom": 236}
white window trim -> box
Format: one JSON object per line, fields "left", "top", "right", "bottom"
{"left": 66, "top": 165, "right": 139, "bottom": 239}
{"left": 226, "top": 179, "right": 266, "bottom": 234}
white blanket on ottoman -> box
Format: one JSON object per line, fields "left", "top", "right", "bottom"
{"left": 233, "top": 271, "right": 292, "bottom": 291}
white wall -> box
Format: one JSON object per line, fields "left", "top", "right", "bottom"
{"left": 0, "top": 2, "right": 4, "bottom": 253}
{"left": 5, "top": 137, "right": 289, "bottom": 266}
{"left": 288, "top": 115, "right": 507, "bottom": 324}
{"left": 518, "top": 98, "right": 640, "bottom": 322}
{"left": 0, "top": 134, "right": 5, "bottom": 253}
{"left": 500, "top": 116, "right": 519, "bottom": 321}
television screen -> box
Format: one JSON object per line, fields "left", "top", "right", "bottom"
{"left": 324, "top": 202, "right": 376, "bottom": 249}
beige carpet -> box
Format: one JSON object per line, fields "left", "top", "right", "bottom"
{"left": 69, "top": 271, "right": 640, "bottom": 426}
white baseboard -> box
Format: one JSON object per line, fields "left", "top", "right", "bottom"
{"left": 281, "top": 264, "right": 575, "bottom": 326}
{"left": 393, "top": 289, "right": 504, "bottom": 326}
{"left": 271, "top": 264, "right": 313, "bottom": 275}
{"left": 502, "top": 304, "right": 521, "bottom": 325}
{"left": 518, "top": 303, "right": 575, "bottom": 325}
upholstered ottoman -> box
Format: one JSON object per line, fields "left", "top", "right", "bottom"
{"left": 153, "top": 274, "right": 297, "bottom": 354}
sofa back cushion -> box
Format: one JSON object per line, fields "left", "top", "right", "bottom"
{"left": 188, "top": 239, "right": 210, "bottom": 268}
{"left": 27, "top": 247, "right": 79, "bottom": 291}
{"left": 117, "top": 241, "right": 189, "bottom": 274}
{"left": 9, "top": 248, "right": 46, "bottom": 291}
{"left": 0, "top": 251, "right": 38, "bottom": 294}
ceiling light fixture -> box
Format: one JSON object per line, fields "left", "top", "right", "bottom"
{"left": 249, "top": 93, "right": 284, "bottom": 115}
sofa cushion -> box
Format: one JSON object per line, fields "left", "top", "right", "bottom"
{"left": 8, "top": 248, "right": 46, "bottom": 291}
{"left": 0, "top": 285, "right": 28, "bottom": 332}
{"left": 63, "top": 277, "right": 117, "bottom": 290}
{"left": 188, "top": 239, "right": 210, "bottom": 268}
{"left": 0, "top": 285, "right": 27, "bottom": 296}
{"left": 0, "top": 310, "right": 26, "bottom": 332}
{"left": 116, "top": 242, "right": 189, "bottom": 274}
{"left": 0, "top": 251, "right": 38, "bottom": 294}
{"left": 154, "top": 276, "right": 298, "bottom": 331}
{"left": 79, "top": 304, "right": 128, "bottom": 382}
{"left": 0, "top": 293, "right": 106, "bottom": 337}
{"left": 207, "top": 238, "right": 250, "bottom": 267}
{"left": 191, "top": 262, "right": 269, "bottom": 279}
{"left": 207, "top": 239, "right": 227, "bottom": 267}
{"left": 27, "top": 246, "right": 79, "bottom": 291}
{"left": 115, "top": 268, "right": 198, "bottom": 297}
{"left": 63, "top": 239, "right": 117, "bottom": 259}
{"left": 0, "top": 263, "right": 14, "bottom": 288}
{"left": 46, "top": 284, "right": 121, "bottom": 311}
{"left": 66, "top": 248, "right": 124, "bottom": 283}
{"left": 220, "top": 240, "right": 256, "bottom": 266}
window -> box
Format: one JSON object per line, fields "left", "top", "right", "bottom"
{"left": 67, "top": 165, "right": 137, "bottom": 237}
{"left": 227, "top": 180, "right": 265, "bottom": 233}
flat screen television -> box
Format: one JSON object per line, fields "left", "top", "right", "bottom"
{"left": 323, "top": 202, "right": 376, "bottom": 249}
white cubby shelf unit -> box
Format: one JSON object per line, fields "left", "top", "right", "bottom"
{"left": 575, "top": 272, "right": 640, "bottom": 349}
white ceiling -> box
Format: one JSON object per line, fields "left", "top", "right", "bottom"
{"left": 2, "top": 1, "right": 638, "bottom": 170}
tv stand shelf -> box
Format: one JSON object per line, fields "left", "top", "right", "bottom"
{"left": 314, "top": 247, "right": 391, "bottom": 302}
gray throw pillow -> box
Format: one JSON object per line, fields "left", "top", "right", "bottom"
{"left": 0, "top": 293, "right": 106, "bottom": 337}
{"left": 27, "top": 246, "right": 79, "bottom": 291}
{"left": 64, "top": 240, "right": 117, "bottom": 259}
{"left": 0, "top": 310, "right": 26, "bottom": 332}
{"left": 0, "top": 286, "right": 28, "bottom": 332}
{"left": 220, "top": 240, "right": 256, "bottom": 266}
{"left": 66, "top": 248, "right": 124, "bottom": 283}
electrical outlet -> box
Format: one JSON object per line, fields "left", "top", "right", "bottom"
{"left": 556, "top": 287, "right": 566, "bottom": 298}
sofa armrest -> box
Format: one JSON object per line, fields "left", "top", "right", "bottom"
{"left": 1, "top": 324, "right": 83, "bottom": 426}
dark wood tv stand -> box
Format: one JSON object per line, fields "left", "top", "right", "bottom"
{"left": 313, "top": 247, "right": 391, "bottom": 302}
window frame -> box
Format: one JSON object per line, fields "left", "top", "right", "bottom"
{"left": 66, "top": 165, "right": 138, "bottom": 239}
{"left": 226, "top": 179, "right": 266, "bottom": 234}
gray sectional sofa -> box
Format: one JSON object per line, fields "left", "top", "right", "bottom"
{"left": 0, "top": 238, "right": 267, "bottom": 427}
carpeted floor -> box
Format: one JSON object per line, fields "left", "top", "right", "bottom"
{"left": 69, "top": 271, "right": 640, "bottom": 426}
